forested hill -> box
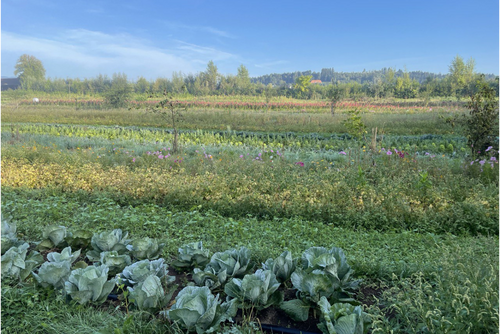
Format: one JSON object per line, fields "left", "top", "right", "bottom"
{"left": 251, "top": 68, "right": 497, "bottom": 85}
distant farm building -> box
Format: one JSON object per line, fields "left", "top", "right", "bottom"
{"left": 1, "top": 78, "right": 21, "bottom": 91}
{"left": 310, "top": 80, "right": 322, "bottom": 84}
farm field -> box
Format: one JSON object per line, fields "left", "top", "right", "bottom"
{"left": 1, "top": 100, "right": 499, "bottom": 333}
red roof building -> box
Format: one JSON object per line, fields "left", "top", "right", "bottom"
{"left": 310, "top": 80, "right": 322, "bottom": 84}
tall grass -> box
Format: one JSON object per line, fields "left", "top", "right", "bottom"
{"left": 1, "top": 104, "right": 461, "bottom": 135}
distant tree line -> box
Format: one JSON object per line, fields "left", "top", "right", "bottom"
{"left": 11, "top": 54, "right": 499, "bottom": 101}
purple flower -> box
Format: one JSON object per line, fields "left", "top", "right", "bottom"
{"left": 381, "top": 148, "right": 386, "bottom": 151}
{"left": 258, "top": 153, "right": 262, "bottom": 157}
{"left": 490, "top": 157, "right": 497, "bottom": 161}
{"left": 239, "top": 155, "right": 244, "bottom": 158}
{"left": 479, "top": 160, "right": 486, "bottom": 166}
{"left": 387, "top": 151, "right": 392, "bottom": 155}
{"left": 470, "top": 161, "right": 474, "bottom": 165}
{"left": 425, "top": 152, "right": 430, "bottom": 156}
{"left": 158, "top": 154, "right": 164, "bottom": 159}
{"left": 339, "top": 151, "right": 346, "bottom": 155}
{"left": 486, "top": 146, "right": 493, "bottom": 152}
{"left": 132, "top": 158, "right": 136, "bottom": 162}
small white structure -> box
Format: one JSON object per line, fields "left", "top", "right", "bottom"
{"left": 33, "top": 98, "right": 40, "bottom": 103}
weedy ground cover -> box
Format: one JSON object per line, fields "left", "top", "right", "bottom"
{"left": 1, "top": 102, "right": 498, "bottom": 333}
{"left": 2, "top": 132, "right": 498, "bottom": 235}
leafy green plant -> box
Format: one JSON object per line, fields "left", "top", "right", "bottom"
{"left": 461, "top": 80, "right": 499, "bottom": 157}
{"left": 96, "top": 251, "right": 132, "bottom": 276}
{"left": 262, "top": 250, "right": 296, "bottom": 284}
{"left": 32, "top": 260, "right": 72, "bottom": 289}
{"left": 37, "top": 225, "right": 67, "bottom": 251}
{"left": 204, "top": 247, "right": 254, "bottom": 280}
{"left": 1, "top": 243, "right": 43, "bottom": 281}
{"left": 65, "top": 229, "right": 93, "bottom": 250}
{"left": 47, "top": 246, "right": 81, "bottom": 264}
{"left": 165, "top": 286, "right": 237, "bottom": 334}
{"left": 171, "top": 241, "right": 210, "bottom": 271}
{"left": 281, "top": 269, "right": 340, "bottom": 321}
{"left": 317, "top": 297, "right": 371, "bottom": 334}
{"left": 193, "top": 266, "right": 228, "bottom": 291}
{"left": 1, "top": 220, "right": 20, "bottom": 255}
{"left": 143, "top": 90, "right": 187, "bottom": 153}
{"left": 225, "top": 269, "right": 283, "bottom": 310}
{"left": 343, "top": 109, "right": 367, "bottom": 140}
{"left": 86, "top": 229, "right": 130, "bottom": 262}
{"left": 120, "top": 258, "right": 174, "bottom": 287}
{"left": 300, "top": 247, "right": 359, "bottom": 293}
{"left": 128, "top": 274, "right": 177, "bottom": 312}
{"left": 64, "top": 264, "right": 117, "bottom": 304}
{"left": 281, "top": 247, "right": 360, "bottom": 322}
{"left": 126, "top": 237, "right": 165, "bottom": 260}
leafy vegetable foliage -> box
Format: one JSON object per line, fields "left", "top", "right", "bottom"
{"left": 64, "top": 264, "right": 117, "bottom": 304}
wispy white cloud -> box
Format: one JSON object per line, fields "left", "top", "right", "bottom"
{"left": 254, "top": 60, "right": 289, "bottom": 69}
{"left": 1, "top": 29, "right": 238, "bottom": 79}
{"left": 159, "top": 21, "right": 236, "bottom": 39}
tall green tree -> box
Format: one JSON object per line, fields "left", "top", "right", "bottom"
{"left": 449, "top": 55, "right": 476, "bottom": 98}
{"left": 236, "top": 64, "right": 251, "bottom": 94}
{"left": 203, "top": 60, "right": 219, "bottom": 92}
{"left": 461, "top": 79, "right": 499, "bottom": 157}
{"left": 294, "top": 75, "right": 313, "bottom": 98}
{"left": 103, "top": 73, "right": 132, "bottom": 108}
{"left": 135, "top": 76, "right": 150, "bottom": 93}
{"left": 14, "top": 54, "right": 46, "bottom": 90}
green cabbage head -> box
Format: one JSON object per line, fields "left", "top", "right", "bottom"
{"left": 64, "top": 265, "right": 117, "bottom": 304}
{"left": 120, "top": 258, "right": 174, "bottom": 287}
{"left": 262, "top": 250, "right": 296, "bottom": 283}
{"left": 47, "top": 246, "right": 81, "bottom": 264}
{"left": 171, "top": 241, "right": 210, "bottom": 270}
{"left": 97, "top": 251, "right": 131, "bottom": 276}
{"left": 128, "top": 275, "right": 177, "bottom": 312}
{"left": 32, "top": 260, "right": 72, "bottom": 289}
{"left": 126, "top": 237, "right": 165, "bottom": 260}
{"left": 37, "top": 225, "right": 68, "bottom": 251}
{"left": 317, "top": 297, "right": 371, "bottom": 334}
{"left": 1, "top": 220, "right": 19, "bottom": 255}
{"left": 1, "top": 243, "right": 43, "bottom": 281}
{"left": 224, "top": 269, "right": 283, "bottom": 310}
{"left": 204, "top": 247, "right": 254, "bottom": 279}
{"left": 86, "top": 229, "right": 130, "bottom": 262}
{"left": 165, "top": 286, "right": 237, "bottom": 334}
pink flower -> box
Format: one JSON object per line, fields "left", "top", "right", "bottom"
{"left": 295, "top": 162, "right": 305, "bottom": 167}
{"left": 339, "top": 151, "right": 346, "bottom": 155}
{"left": 387, "top": 151, "right": 392, "bottom": 155}
{"left": 132, "top": 158, "right": 136, "bottom": 162}
{"left": 158, "top": 154, "right": 164, "bottom": 159}
{"left": 239, "top": 155, "right": 244, "bottom": 158}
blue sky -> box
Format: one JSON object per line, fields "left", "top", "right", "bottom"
{"left": 2, "top": 0, "right": 499, "bottom": 80}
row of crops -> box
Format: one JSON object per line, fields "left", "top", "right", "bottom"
{"left": 17, "top": 98, "right": 453, "bottom": 112}
{"left": 4, "top": 123, "right": 472, "bottom": 154}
